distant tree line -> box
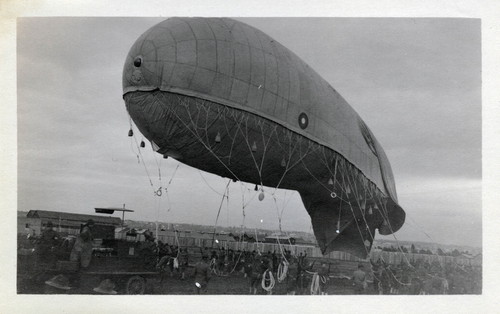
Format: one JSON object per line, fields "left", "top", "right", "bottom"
{"left": 376, "top": 244, "right": 471, "bottom": 256}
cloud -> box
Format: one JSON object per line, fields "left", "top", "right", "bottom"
{"left": 239, "top": 18, "right": 481, "bottom": 183}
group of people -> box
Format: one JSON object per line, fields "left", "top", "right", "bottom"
{"left": 23, "top": 219, "right": 98, "bottom": 292}
{"left": 33, "top": 219, "right": 95, "bottom": 269}
{"left": 28, "top": 223, "right": 481, "bottom": 295}
{"left": 370, "top": 259, "right": 482, "bottom": 295}
{"left": 156, "top": 245, "right": 481, "bottom": 295}
{"left": 153, "top": 244, "right": 320, "bottom": 295}
{"left": 241, "top": 250, "right": 319, "bottom": 295}
{"left": 156, "top": 243, "right": 190, "bottom": 280}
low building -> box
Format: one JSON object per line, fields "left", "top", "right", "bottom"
{"left": 18, "top": 211, "right": 31, "bottom": 235}
{"left": 22, "top": 210, "right": 121, "bottom": 239}
{"left": 265, "top": 233, "right": 297, "bottom": 245}
{"left": 263, "top": 232, "right": 314, "bottom": 246}
{"left": 154, "top": 229, "right": 236, "bottom": 248}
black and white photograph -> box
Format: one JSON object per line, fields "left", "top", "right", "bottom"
{"left": 2, "top": 1, "right": 499, "bottom": 313}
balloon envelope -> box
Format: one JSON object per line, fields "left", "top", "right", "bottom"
{"left": 122, "top": 17, "right": 405, "bottom": 257}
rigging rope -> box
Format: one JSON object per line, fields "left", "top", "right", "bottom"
{"left": 168, "top": 98, "right": 243, "bottom": 183}
{"left": 130, "top": 125, "right": 156, "bottom": 192}
{"left": 261, "top": 269, "right": 275, "bottom": 292}
{"left": 310, "top": 273, "right": 322, "bottom": 295}
{"left": 133, "top": 93, "right": 463, "bottom": 281}
{"left": 211, "top": 180, "right": 231, "bottom": 248}
{"left": 277, "top": 260, "right": 289, "bottom": 283}
{"left": 198, "top": 170, "right": 226, "bottom": 197}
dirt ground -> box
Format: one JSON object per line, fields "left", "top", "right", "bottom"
{"left": 19, "top": 268, "right": 374, "bottom": 295}
{"left": 153, "top": 267, "right": 377, "bottom": 295}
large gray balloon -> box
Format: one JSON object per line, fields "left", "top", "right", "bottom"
{"left": 122, "top": 18, "right": 405, "bottom": 258}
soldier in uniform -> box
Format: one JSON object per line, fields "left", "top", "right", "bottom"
{"left": 178, "top": 247, "right": 189, "bottom": 280}
{"left": 286, "top": 257, "right": 299, "bottom": 295}
{"left": 70, "top": 219, "right": 95, "bottom": 268}
{"left": 352, "top": 264, "right": 367, "bottom": 294}
{"left": 193, "top": 255, "right": 211, "bottom": 294}
{"left": 318, "top": 263, "right": 330, "bottom": 295}
{"left": 36, "top": 221, "right": 60, "bottom": 265}
{"left": 249, "top": 255, "right": 263, "bottom": 294}
{"left": 140, "top": 231, "right": 158, "bottom": 270}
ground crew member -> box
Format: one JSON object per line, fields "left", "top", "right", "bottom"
{"left": 352, "top": 264, "right": 367, "bottom": 294}
{"left": 178, "top": 247, "right": 189, "bottom": 280}
{"left": 243, "top": 257, "right": 254, "bottom": 293}
{"left": 36, "top": 221, "right": 60, "bottom": 264}
{"left": 70, "top": 219, "right": 95, "bottom": 268}
{"left": 286, "top": 257, "right": 299, "bottom": 295}
{"left": 193, "top": 255, "right": 211, "bottom": 294}
{"left": 249, "top": 255, "right": 263, "bottom": 294}
{"left": 318, "top": 263, "right": 330, "bottom": 295}
{"left": 140, "top": 230, "right": 157, "bottom": 270}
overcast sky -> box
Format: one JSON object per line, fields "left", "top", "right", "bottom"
{"left": 17, "top": 17, "right": 481, "bottom": 247}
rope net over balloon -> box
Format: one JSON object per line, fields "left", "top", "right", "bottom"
{"left": 125, "top": 91, "right": 470, "bottom": 282}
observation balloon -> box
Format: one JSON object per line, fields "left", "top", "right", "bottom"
{"left": 122, "top": 18, "right": 405, "bottom": 258}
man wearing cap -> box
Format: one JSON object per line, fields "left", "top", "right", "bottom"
{"left": 70, "top": 219, "right": 95, "bottom": 268}
{"left": 36, "top": 221, "right": 60, "bottom": 264}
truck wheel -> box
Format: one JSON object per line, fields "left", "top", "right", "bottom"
{"left": 126, "top": 275, "right": 146, "bottom": 294}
